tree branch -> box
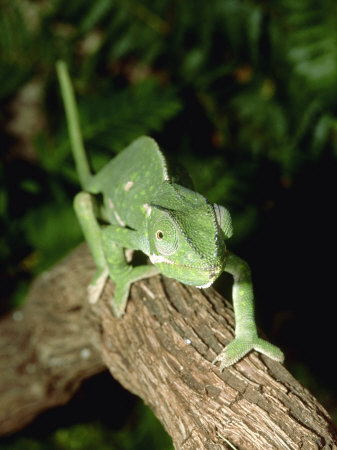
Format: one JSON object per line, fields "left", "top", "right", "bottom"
{"left": 0, "top": 244, "right": 336, "bottom": 449}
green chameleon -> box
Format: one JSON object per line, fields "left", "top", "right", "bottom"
{"left": 56, "top": 61, "right": 284, "bottom": 371}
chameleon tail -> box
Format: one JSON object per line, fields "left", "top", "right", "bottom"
{"left": 56, "top": 60, "right": 92, "bottom": 189}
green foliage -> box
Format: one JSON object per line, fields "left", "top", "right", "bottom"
{"left": 279, "top": 0, "right": 337, "bottom": 90}
{"left": 0, "top": 1, "right": 34, "bottom": 99}
{"left": 37, "top": 78, "right": 181, "bottom": 179}
{"left": 1, "top": 0, "right": 336, "bottom": 175}
{"left": 1, "top": 0, "right": 336, "bottom": 445}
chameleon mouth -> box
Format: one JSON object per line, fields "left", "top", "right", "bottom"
{"left": 149, "top": 253, "right": 221, "bottom": 272}
{"left": 149, "top": 253, "right": 222, "bottom": 286}
{"left": 195, "top": 269, "right": 221, "bottom": 288}
{"left": 195, "top": 280, "right": 214, "bottom": 288}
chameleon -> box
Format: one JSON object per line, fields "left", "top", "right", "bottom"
{"left": 56, "top": 61, "right": 284, "bottom": 370}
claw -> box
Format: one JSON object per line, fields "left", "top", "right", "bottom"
{"left": 212, "top": 336, "right": 284, "bottom": 371}
{"left": 88, "top": 267, "right": 109, "bottom": 304}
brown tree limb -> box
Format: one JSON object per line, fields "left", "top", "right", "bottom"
{"left": 0, "top": 244, "right": 336, "bottom": 449}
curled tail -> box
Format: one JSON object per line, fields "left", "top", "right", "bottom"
{"left": 56, "top": 60, "right": 91, "bottom": 189}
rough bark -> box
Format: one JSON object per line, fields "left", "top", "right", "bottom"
{"left": 0, "top": 244, "right": 336, "bottom": 449}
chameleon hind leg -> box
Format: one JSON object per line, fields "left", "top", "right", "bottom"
{"left": 213, "top": 252, "right": 284, "bottom": 371}
{"left": 74, "top": 192, "right": 109, "bottom": 304}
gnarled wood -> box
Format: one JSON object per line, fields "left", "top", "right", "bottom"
{"left": 0, "top": 244, "right": 336, "bottom": 449}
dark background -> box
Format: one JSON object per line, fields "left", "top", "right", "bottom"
{"left": 1, "top": 0, "right": 336, "bottom": 448}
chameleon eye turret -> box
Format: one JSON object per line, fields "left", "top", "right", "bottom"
{"left": 57, "top": 60, "right": 284, "bottom": 370}
{"left": 152, "top": 215, "right": 179, "bottom": 256}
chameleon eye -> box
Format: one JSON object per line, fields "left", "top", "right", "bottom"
{"left": 153, "top": 217, "right": 178, "bottom": 255}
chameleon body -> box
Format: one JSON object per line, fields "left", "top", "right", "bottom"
{"left": 56, "top": 61, "right": 284, "bottom": 370}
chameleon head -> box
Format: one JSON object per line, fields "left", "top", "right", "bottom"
{"left": 146, "top": 184, "right": 232, "bottom": 288}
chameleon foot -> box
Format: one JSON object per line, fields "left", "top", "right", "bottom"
{"left": 212, "top": 335, "right": 284, "bottom": 372}
{"left": 88, "top": 267, "right": 109, "bottom": 304}
{"left": 112, "top": 279, "right": 131, "bottom": 318}
{"left": 111, "top": 265, "right": 160, "bottom": 318}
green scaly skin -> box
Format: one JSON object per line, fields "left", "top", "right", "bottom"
{"left": 56, "top": 60, "right": 284, "bottom": 370}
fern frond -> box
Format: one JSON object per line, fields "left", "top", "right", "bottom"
{"left": 279, "top": 0, "right": 337, "bottom": 91}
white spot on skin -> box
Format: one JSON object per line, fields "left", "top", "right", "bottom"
{"left": 143, "top": 203, "right": 152, "bottom": 216}
{"left": 125, "top": 248, "right": 134, "bottom": 262}
{"left": 108, "top": 199, "right": 125, "bottom": 226}
{"left": 149, "top": 254, "right": 174, "bottom": 264}
{"left": 124, "top": 181, "right": 134, "bottom": 191}
{"left": 13, "top": 311, "right": 23, "bottom": 321}
{"left": 114, "top": 210, "right": 125, "bottom": 227}
{"left": 195, "top": 280, "right": 214, "bottom": 289}
{"left": 185, "top": 338, "right": 191, "bottom": 345}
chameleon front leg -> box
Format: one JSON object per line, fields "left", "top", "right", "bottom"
{"left": 101, "top": 225, "right": 159, "bottom": 318}
{"left": 213, "top": 252, "right": 284, "bottom": 371}
{"left": 74, "top": 194, "right": 159, "bottom": 314}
